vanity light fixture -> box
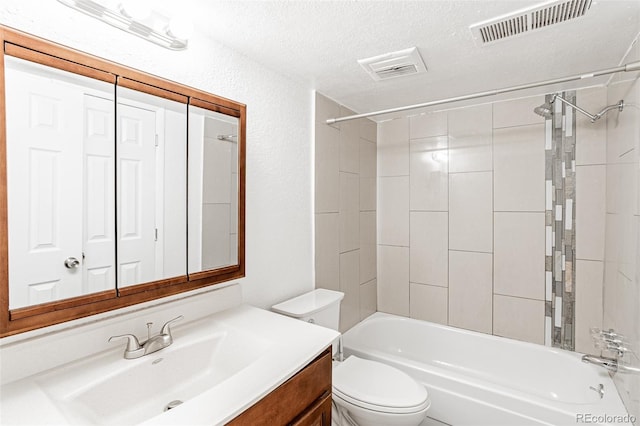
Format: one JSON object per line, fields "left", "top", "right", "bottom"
{"left": 57, "top": 0, "right": 193, "bottom": 50}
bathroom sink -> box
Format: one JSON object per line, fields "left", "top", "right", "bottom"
{"left": 35, "top": 318, "right": 272, "bottom": 425}
{"left": 1, "top": 304, "right": 339, "bottom": 426}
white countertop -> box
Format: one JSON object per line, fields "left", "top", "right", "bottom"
{"left": 0, "top": 304, "right": 339, "bottom": 425}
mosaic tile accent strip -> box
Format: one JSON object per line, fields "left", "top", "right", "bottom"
{"left": 544, "top": 91, "right": 577, "bottom": 350}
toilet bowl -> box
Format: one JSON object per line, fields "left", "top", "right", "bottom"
{"left": 332, "top": 355, "right": 430, "bottom": 426}
{"left": 272, "top": 289, "right": 430, "bottom": 426}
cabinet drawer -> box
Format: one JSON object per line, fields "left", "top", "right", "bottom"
{"left": 290, "top": 394, "right": 332, "bottom": 426}
{"left": 227, "top": 347, "right": 332, "bottom": 426}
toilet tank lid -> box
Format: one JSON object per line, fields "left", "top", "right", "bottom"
{"left": 272, "top": 289, "right": 344, "bottom": 317}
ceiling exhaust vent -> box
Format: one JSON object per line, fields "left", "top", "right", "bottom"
{"left": 358, "top": 47, "right": 427, "bottom": 81}
{"left": 470, "top": 0, "right": 592, "bottom": 45}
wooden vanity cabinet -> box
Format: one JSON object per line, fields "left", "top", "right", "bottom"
{"left": 227, "top": 347, "right": 332, "bottom": 426}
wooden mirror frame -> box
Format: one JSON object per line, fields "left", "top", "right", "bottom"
{"left": 0, "top": 26, "right": 246, "bottom": 337}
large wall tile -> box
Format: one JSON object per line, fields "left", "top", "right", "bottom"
{"left": 360, "top": 176, "right": 376, "bottom": 212}
{"left": 410, "top": 212, "right": 448, "bottom": 287}
{"left": 360, "top": 138, "right": 377, "bottom": 211}
{"left": 360, "top": 279, "right": 377, "bottom": 320}
{"left": 360, "top": 119, "right": 377, "bottom": 143}
{"left": 360, "top": 138, "right": 377, "bottom": 178}
{"left": 410, "top": 111, "right": 447, "bottom": 139}
{"left": 315, "top": 122, "right": 340, "bottom": 213}
{"left": 378, "top": 176, "right": 410, "bottom": 246}
{"left": 607, "top": 81, "right": 638, "bottom": 162}
{"left": 605, "top": 212, "right": 622, "bottom": 264}
{"left": 340, "top": 250, "right": 360, "bottom": 332}
{"left": 494, "top": 295, "right": 544, "bottom": 344}
{"left": 360, "top": 211, "right": 377, "bottom": 284}
{"left": 619, "top": 213, "right": 639, "bottom": 285}
{"left": 201, "top": 204, "right": 231, "bottom": 269}
{"left": 449, "top": 251, "right": 493, "bottom": 334}
{"left": 575, "top": 87, "right": 607, "bottom": 166}
{"left": 493, "top": 96, "right": 546, "bottom": 129}
{"left": 378, "top": 142, "right": 409, "bottom": 177}
{"left": 410, "top": 136, "right": 448, "bottom": 211}
{"left": 316, "top": 93, "right": 340, "bottom": 128}
{"left": 379, "top": 118, "right": 409, "bottom": 177}
{"left": 449, "top": 172, "right": 493, "bottom": 252}
{"left": 494, "top": 124, "right": 545, "bottom": 212}
{"left": 448, "top": 104, "right": 493, "bottom": 173}
{"left": 360, "top": 211, "right": 376, "bottom": 246}
{"left": 576, "top": 165, "right": 606, "bottom": 261}
{"left": 379, "top": 117, "right": 409, "bottom": 143}
{"left": 410, "top": 283, "right": 448, "bottom": 325}
{"left": 575, "top": 260, "right": 604, "bottom": 355}
{"left": 339, "top": 119, "right": 360, "bottom": 174}
{"left": 315, "top": 213, "right": 340, "bottom": 291}
{"left": 339, "top": 172, "right": 360, "bottom": 253}
{"left": 378, "top": 245, "right": 409, "bottom": 316}
{"left": 360, "top": 243, "right": 376, "bottom": 285}
{"left": 494, "top": 212, "right": 545, "bottom": 300}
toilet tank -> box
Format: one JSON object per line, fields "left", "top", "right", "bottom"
{"left": 272, "top": 289, "right": 344, "bottom": 331}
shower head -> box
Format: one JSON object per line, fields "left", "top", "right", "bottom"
{"left": 533, "top": 103, "right": 553, "bottom": 119}
{"left": 217, "top": 134, "right": 238, "bottom": 143}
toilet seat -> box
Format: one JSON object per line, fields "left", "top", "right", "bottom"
{"left": 332, "top": 356, "right": 430, "bottom": 415}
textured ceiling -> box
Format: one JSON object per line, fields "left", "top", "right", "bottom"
{"left": 167, "top": 0, "right": 640, "bottom": 119}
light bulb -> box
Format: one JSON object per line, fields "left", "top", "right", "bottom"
{"left": 167, "top": 15, "right": 194, "bottom": 40}
{"left": 119, "top": 0, "right": 152, "bottom": 21}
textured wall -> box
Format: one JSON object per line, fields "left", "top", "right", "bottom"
{"left": 0, "top": 0, "right": 314, "bottom": 313}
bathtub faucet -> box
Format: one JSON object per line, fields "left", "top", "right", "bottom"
{"left": 581, "top": 354, "right": 618, "bottom": 372}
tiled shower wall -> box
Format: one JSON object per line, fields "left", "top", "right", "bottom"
{"left": 603, "top": 34, "right": 640, "bottom": 421}
{"left": 315, "top": 93, "right": 377, "bottom": 332}
{"left": 377, "top": 91, "right": 607, "bottom": 347}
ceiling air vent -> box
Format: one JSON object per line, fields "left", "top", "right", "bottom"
{"left": 470, "top": 0, "right": 592, "bottom": 45}
{"left": 358, "top": 47, "right": 427, "bottom": 81}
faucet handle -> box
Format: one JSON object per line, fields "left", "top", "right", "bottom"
{"left": 160, "top": 315, "right": 184, "bottom": 336}
{"left": 108, "top": 334, "right": 142, "bottom": 351}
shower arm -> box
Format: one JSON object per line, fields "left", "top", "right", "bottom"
{"left": 593, "top": 100, "right": 624, "bottom": 121}
{"left": 552, "top": 95, "right": 624, "bottom": 123}
{"left": 551, "top": 94, "right": 597, "bottom": 122}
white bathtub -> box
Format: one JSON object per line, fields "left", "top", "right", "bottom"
{"left": 342, "top": 313, "right": 633, "bottom": 426}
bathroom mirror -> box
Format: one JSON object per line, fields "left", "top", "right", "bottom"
{"left": 0, "top": 26, "right": 246, "bottom": 336}
{"left": 115, "top": 85, "right": 187, "bottom": 289}
{"left": 188, "top": 105, "right": 240, "bottom": 274}
{"left": 5, "top": 55, "right": 117, "bottom": 309}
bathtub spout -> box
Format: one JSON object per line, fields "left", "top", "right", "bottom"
{"left": 581, "top": 354, "right": 618, "bottom": 372}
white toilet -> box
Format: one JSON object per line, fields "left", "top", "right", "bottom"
{"left": 272, "top": 289, "right": 430, "bottom": 426}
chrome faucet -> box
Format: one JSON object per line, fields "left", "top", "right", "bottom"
{"left": 583, "top": 328, "right": 640, "bottom": 374}
{"left": 109, "top": 315, "right": 183, "bottom": 359}
{"left": 581, "top": 354, "right": 618, "bottom": 372}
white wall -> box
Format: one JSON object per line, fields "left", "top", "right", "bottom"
{"left": 0, "top": 0, "right": 314, "bottom": 314}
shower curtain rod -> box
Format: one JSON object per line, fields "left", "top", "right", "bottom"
{"left": 325, "top": 61, "right": 640, "bottom": 124}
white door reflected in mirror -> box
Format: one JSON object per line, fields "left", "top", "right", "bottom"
{"left": 116, "top": 86, "right": 187, "bottom": 288}
{"left": 5, "top": 56, "right": 116, "bottom": 309}
{"left": 4, "top": 56, "right": 189, "bottom": 309}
